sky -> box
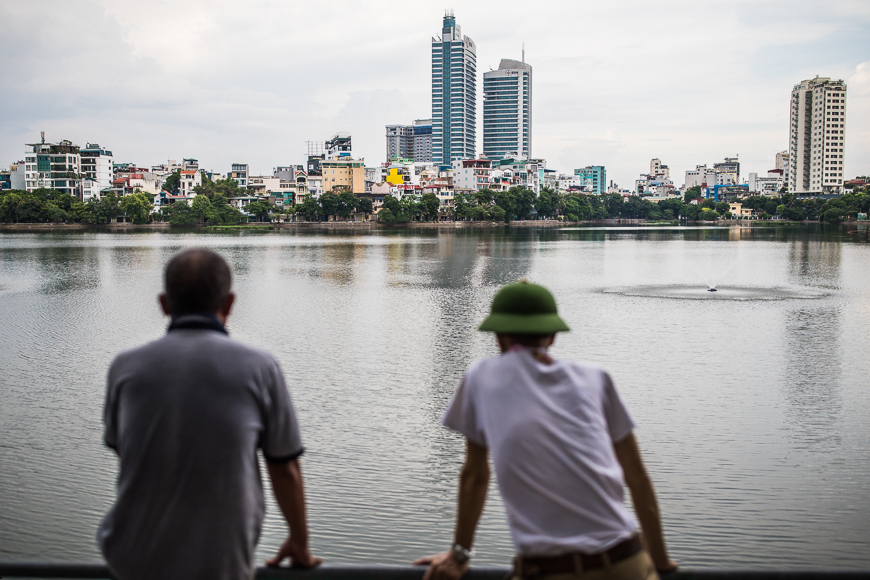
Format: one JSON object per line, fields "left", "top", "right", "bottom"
{"left": 1, "top": 0, "right": 868, "bottom": 189}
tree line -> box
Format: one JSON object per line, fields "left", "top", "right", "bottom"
{"left": 3, "top": 181, "right": 868, "bottom": 225}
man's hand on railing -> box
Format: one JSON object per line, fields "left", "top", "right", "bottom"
{"left": 266, "top": 534, "right": 322, "bottom": 569}
{"left": 413, "top": 551, "right": 469, "bottom": 580}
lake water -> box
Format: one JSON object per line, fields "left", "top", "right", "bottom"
{"left": 1, "top": 225, "right": 869, "bottom": 570}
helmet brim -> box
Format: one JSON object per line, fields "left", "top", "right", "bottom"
{"left": 478, "top": 312, "right": 570, "bottom": 334}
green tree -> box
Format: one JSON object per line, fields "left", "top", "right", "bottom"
{"left": 119, "top": 192, "right": 155, "bottom": 224}
{"left": 715, "top": 201, "right": 731, "bottom": 214}
{"left": 357, "top": 196, "right": 374, "bottom": 214}
{"left": 191, "top": 194, "right": 212, "bottom": 222}
{"left": 162, "top": 171, "right": 181, "bottom": 194}
{"left": 495, "top": 190, "right": 517, "bottom": 223}
{"left": 453, "top": 192, "right": 469, "bottom": 220}
{"left": 684, "top": 186, "right": 703, "bottom": 204}
{"left": 377, "top": 208, "right": 396, "bottom": 224}
{"left": 245, "top": 200, "right": 272, "bottom": 222}
{"left": 337, "top": 191, "right": 359, "bottom": 219}
{"left": 168, "top": 201, "right": 198, "bottom": 226}
{"left": 319, "top": 192, "right": 341, "bottom": 219}
{"left": 474, "top": 188, "right": 495, "bottom": 207}
{"left": 488, "top": 206, "right": 506, "bottom": 222}
{"left": 536, "top": 188, "right": 559, "bottom": 218}
{"left": 296, "top": 196, "right": 321, "bottom": 221}
{"left": 514, "top": 188, "right": 536, "bottom": 220}
{"left": 420, "top": 193, "right": 441, "bottom": 221}
{"left": 699, "top": 209, "right": 719, "bottom": 221}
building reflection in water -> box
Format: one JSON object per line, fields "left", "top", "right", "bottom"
{"left": 784, "top": 238, "right": 843, "bottom": 450}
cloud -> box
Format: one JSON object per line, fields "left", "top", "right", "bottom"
{"left": 1, "top": 0, "right": 868, "bottom": 186}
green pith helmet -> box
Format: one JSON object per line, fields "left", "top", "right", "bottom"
{"left": 478, "top": 280, "right": 570, "bottom": 334}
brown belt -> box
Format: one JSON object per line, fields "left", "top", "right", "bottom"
{"left": 515, "top": 535, "right": 644, "bottom": 578}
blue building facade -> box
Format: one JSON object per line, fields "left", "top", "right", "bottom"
{"left": 575, "top": 165, "right": 607, "bottom": 194}
{"left": 483, "top": 59, "right": 532, "bottom": 160}
{"left": 432, "top": 11, "right": 476, "bottom": 166}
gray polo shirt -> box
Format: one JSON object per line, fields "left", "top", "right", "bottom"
{"left": 98, "top": 315, "right": 303, "bottom": 580}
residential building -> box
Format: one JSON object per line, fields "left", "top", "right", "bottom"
{"left": 788, "top": 76, "right": 847, "bottom": 196}
{"left": 10, "top": 162, "right": 25, "bottom": 190}
{"left": 326, "top": 133, "right": 352, "bottom": 159}
{"left": 79, "top": 143, "right": 114, "bottom": 199}
{"left": 452, "top": 159, "right": 492, "bottom": 191}
{"left": 483, "top": 57, "right": 532, "bottom": 160}
{"left": 230, "top": 163, "right": 249, "bottom": 188}
{"left": 386, "top": 125, "right": 414, "bottom": 160}
{"left": 490, "top": 157, "right": 544, "bottom": 193}
{"left": 432, "top": 11, "right": 477, "bottom": 165}
{"left": 713, "top": 156, "right": 740, "bottom": 185}
{"left": 0, "top": 170, "right": 11, "bottom": 190}
{"left": 413, "top": 119, "right": 433, "bottom": 162}
{"left": 574, "top": 166, "right": 606, "bottom": 194}
{"left": 775, "top": 150, "right": 790, "bottom": 185}
{"left": 180, "top": 170, "right": 202, "bottom": 196}
{"left": 684, "top": 164, "right": 734, "bottom": 189}
{"left": 729, "top": 202, "right": 756, "bottom": 219}
{"left": 749, "top": 170, "right": 785, "bottom": 196}
{"left": 321, "top": 158, "right": 365, "bottom": 194}
{"left": 23, "top": 135, "right": 82, "bottom": 198}
{"left": 650, "top": 158, "right": 669, "bottom": 180}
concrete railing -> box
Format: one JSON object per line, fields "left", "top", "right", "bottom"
{"left": 0, "top": 563, "right": 868, "bottom": 580}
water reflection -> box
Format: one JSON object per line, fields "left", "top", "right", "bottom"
{"left": 0, "top": 228, "right": 868, "bottom": 569}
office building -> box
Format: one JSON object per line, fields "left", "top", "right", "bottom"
{"left": 432, "top": 11, "right": 476, "bottom": 165}
{"left": 789, "top": 77, "right": 847, "bottom": 195}
{"left": 483, "top": 58, "right": 532, "bottom": 160}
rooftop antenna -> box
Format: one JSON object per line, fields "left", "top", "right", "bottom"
{"left": 41, "top": 131, "right": 45, "bottom": 144}
{"left": 522, "top": 43, "right": 525, "bottom": 64}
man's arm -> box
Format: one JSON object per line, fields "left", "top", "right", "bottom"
{"left": 614, "top": 433, "right": 677, "bottom": 573}
{"left": 414, "top": 439, "right": 490, "bottom": 580}
{"left": 264, "top": 458, "right": 322, "bottom": 569}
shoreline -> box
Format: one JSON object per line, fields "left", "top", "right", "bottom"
{"left": 0, "top": 219, "right": 865, "bottom": 232}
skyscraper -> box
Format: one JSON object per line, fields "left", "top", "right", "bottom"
{"left": 432, "top": 11, "right": 476, "bottom": 165}
{"left": 483, "top": 58, "right": 532, "bottom": 160}
{"left": 788, "top": 77, "right": 847, "bottom": 195}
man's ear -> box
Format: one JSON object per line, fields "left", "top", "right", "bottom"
{"left": 219, "top": 292, "right": 235, "bottom": 321}
{"left": 159, "top": 293, "right": 172, "bottom": 316}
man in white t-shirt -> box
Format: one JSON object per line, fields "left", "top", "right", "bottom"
{"left": 415, "top": 281, "right": 677, "bottom": 580}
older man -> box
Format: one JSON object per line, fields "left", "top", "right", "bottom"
{"left": 98, "top": 248, "right": 320, "bottom": 580}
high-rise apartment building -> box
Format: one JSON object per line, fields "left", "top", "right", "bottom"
{"left": 788, "top": 77, "right": 847, "bottom": 195}
{"left": 483, "top": 58, "right": 532, "bottom": 160}
{"left": 432, "top": 11, "right": 476, "bottom": 165}
{"left": 386, "top": 120, "right": 434, "bottom": 162}
{"left": 386, "top": 125, "right": 414, "bottom": 160}
{"left": 413, "top": 119, "right": 433, "bottom": 163}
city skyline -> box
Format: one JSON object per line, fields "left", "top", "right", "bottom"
{"left": 0, "top": 1, "right": 868, "bottom": 187}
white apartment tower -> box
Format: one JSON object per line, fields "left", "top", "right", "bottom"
{"left": 483, "top": 58, "right": 532, "bottom": 160}
{"left": 432, "top": 11, "right": 476, "bottom": 165}
{"left": 788, "top": 77, "right": 847, "bottom": 195}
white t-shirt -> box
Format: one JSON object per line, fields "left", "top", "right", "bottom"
{"left": 442, "top": 348, "right": 638, "bottom": 556}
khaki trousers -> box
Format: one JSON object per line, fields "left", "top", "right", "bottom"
{"left": 512, "top": 550, "right": 659, "bottom": 580}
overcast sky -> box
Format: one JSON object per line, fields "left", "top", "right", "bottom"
{"left": 1, "top": 0, "right": 868, "bottom": 188}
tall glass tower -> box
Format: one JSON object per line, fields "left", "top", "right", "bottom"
{"left": 483, "top": 58, "right": 532, "bottom": 160}
{"left": 432, "top": 11, "right": 476, "bottom": 165}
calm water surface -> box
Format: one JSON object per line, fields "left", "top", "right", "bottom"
{"left": 1, "top": 225, "right": 869, "bottom": 569}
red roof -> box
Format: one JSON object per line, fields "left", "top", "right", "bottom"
{"left": 180, "top": 170, "right": 196, "bottom": 175}
{"left": 112, "top": 178, "right": 127, "bottom": 185}
{"left": 130, "top": 174, "right": 144, "bottom": 179}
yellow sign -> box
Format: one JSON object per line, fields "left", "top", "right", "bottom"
{"left": 386, "top": 168, "right": 404, "bottom": 186}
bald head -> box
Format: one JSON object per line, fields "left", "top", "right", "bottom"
{"left": 163, "top": 249, "right": 232, "bottom": 316}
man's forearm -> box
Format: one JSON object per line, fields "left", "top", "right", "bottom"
{"left": 627, "top": 476, "right": 669, "bottom": 567}
{"left": 453, "top": 441, "right": 490, "bottom": 550}
{"left": 267, "top": 458, "right": 309, "bottom": 544}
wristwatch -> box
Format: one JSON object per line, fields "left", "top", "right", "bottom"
{"left": 451, "top": 543, "right": 474, "bottom": 564}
